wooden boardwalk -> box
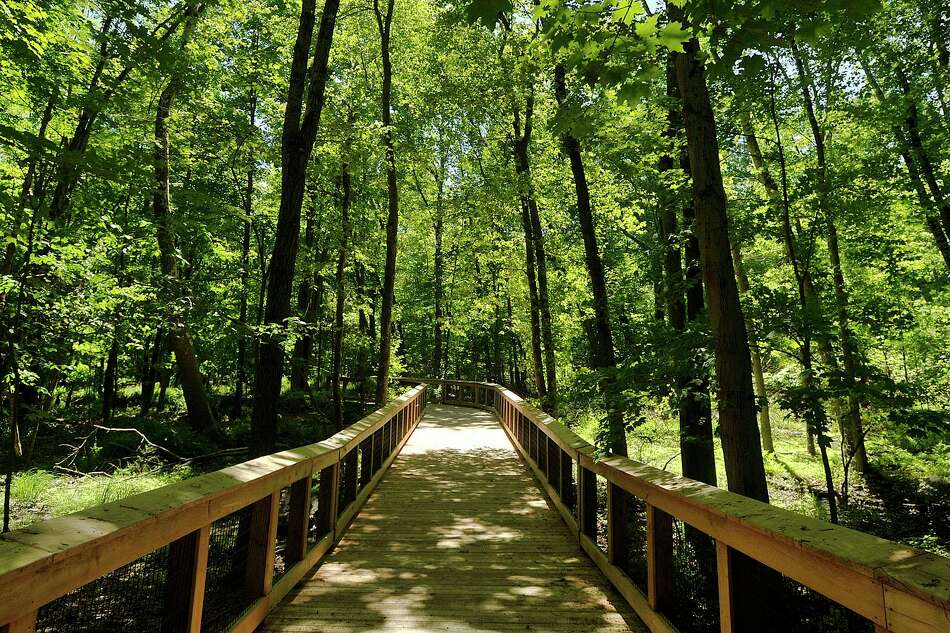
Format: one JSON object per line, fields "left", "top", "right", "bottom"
{"left": 261, "top": 404, "right": 647, "bottom": 633}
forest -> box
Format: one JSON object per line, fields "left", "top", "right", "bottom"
{"left": 0, "top": 0, "right": 947, "bottom": 563}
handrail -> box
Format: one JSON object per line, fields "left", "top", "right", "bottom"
{"left": 421, "top": 378, "right": 950, "bottom": 633}
{"left": 0, "top": 384, "right": 428, "bottom": 633}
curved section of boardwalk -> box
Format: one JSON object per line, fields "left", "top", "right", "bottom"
{"left": 261, "top": 404, "right": 646, "bottom": 633}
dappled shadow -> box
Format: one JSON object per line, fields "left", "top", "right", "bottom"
{"left": 261, "top": 404, "right": 646, "bottom": 632}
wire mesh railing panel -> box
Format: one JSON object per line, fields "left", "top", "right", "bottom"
{"left": 596, "top": 474, "right": 609, "bottom": 555}
{"left": 615, "top": 490, "right": 648, "bottom": 592}
{"left": 666, "top": 518, "right": 719, "bottom": 633}
{"left": 200, "top": 504, "right": 254, "bottom": 633}
{"left": 771, "top": 575, "right": 875, "bottom": 632}
{"left": 36, "top": 544, "right": 170, "bottom": 632}
{"left": 273, "top": 486, "right": 291, "bottom": 583}
{"left": 307, "top": 470, "right": 326, "bottom": 547}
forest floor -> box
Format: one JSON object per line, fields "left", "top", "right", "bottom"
{"left": 573, "top": 409, "right": 950, "bottom": 558}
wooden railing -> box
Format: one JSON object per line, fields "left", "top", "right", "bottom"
{"left": 422, "top": 379, "right": 950, "bottom": 633}
{"left": 0, "top": 384, "right": 427, "bottom": 633}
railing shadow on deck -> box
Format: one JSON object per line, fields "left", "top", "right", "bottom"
{"left": 397, "top": 378, "right": 950, "bottom": 633}
{"left": 0, "top": 385, "right": 428, "bottom": 633}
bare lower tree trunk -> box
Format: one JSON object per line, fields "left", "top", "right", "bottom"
{"left": 101, "top": 327, "right": 120, "bottom": 424}
{"left": 661, "top": 57, "right": 717, "bottom": 485}
{"left": 290, "top": 207, "right": 317, "bottom": 392}
{"left": 251, "top": 0, "right": 340, "bottom": 454}
{"left": 374, "top": 0, "right": 399, "bottom": 405}
{"left": 433, "top": 209, "right": 445, "bottom": 377}
{"left": 140, "top": 326, "right": 163, "bottom": 417}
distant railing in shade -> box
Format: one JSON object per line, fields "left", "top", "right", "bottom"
{"left": 0, "top": 385, "right": 428, "bottom": 633}
{"left": 414, "top": 378, "right": 950, "bottom": 633}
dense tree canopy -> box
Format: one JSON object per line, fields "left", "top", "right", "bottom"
{"left": 1, "top": 0, "right": 947, "bottom": 558}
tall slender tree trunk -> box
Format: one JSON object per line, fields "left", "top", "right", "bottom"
{"left": 553, "top": 65, "right": 625, "bottom": 457}
{"left": 152, "top": 14, "right": 216, "bottom": 436}
{"left": 331, "top": 149, "right": 352, "bottom": 431}
{"left": 433, "top": 208, "right": 445, "bottom": 377}
{"left": 251, "top": 0, "right": 340, "bottom": 454}
{"left": 374, "top": 0, "right": 398, "bottom": 405}
{"left": 858, "top": 57, "right": 950, "bottom": 269}
{"left": 234, "top": 95, "right": 256, "bottom": 419}
{"left": 513, "top": 98, "right": 548, "bottom": 402}
{"left": 745, "top": 104, "right": 823, "bottom": 456}
{"left": 669, "top": 15, "right": 768, "bottom": 502}
{"left": 792, "top": 39, "right": 866, "bottom": 478}
{"left": 731, "top": 242, "right": 774, "bottom": 453}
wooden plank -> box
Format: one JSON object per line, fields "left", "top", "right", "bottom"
{"left": 717, "top": 541, "right": 735, "bottom": 633}
{"left": 285, "top": 476, "right": 311, "bottom": 566}
{"left": 245, "top": 492, "right": 279, "bottom": 598}
{"left": 161, "top": 525, "right": 209, "bottom": 633}
{"left": 646, "top": 504, "right": 673, "bottom": 613}
{"left": 0, "top": 611, "right": 36, "bottom": 633}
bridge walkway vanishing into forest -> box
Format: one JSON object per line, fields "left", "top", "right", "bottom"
{"left": 0, "top": 381, "right": 949, "bottom": 633}
{"left": 259, "top": 404, "right": 645, "bottom": 632}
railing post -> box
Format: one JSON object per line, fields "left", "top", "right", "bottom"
{"left": 286, "top": 475, "right": 312, "bottom": 564}
{"left": 578, "top": 465, "right": 597, "bottom": 539}
{"left": 359, "top": 438, "right": 373, "bottom": 488}
{"left": 245, "top": 492, "right": 279, "bottom": 598}
{"left": 560, "top": 450, "right": 574, "bottom": 512}
{"left": 162, "top": 525, "right": 210, "bottom": 633}
{"left": 2, "top": 611, "right": 38, "bottom": 633}
{"left": 607, "top": 482, "right": 629, "bottom": 567}
{"left": 716, "top": 541, "right": 736, "bottom": 633}
{"left": 316, "top": 462, "right": 341, "bottom": 539}
{"left": 647, "top": 504, "right": 673, "bottom": 612}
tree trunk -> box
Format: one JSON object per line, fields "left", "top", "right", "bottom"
{"left": 152, "top": 14, "right": 216, "bottom": 436}
{"left": 290, "top": 207, "right": 317, "bottom": 392}
{"left": 331, "top": 152, "right": 352, "bottom": 432}
{"left": 511, "top": 98, "right": 545, "bottom": 398}
{"left": 791, "top": 38, "right": 866, "bottom": 477}
{"left": 857, "top": 57, "right": 950, "bottom": 269}
{"left": 234, "top": 95, "right": 256, "bottom": 419}
{"left": 374, "top": 0, "right": 399, "bottom": 405}
{"left": 101, "top": 327, "right": 120, "bottom": 424}
{"left": 251, "top": 0, "right": 340, "bottom": 454}
{"left": 553, "top": 65, "right": 625, "bottom": 457}
{"left": 731, "top": 242, "right": 775, "bottom": 453}
{"left": 433, "top": 208, "right": 445, "bottom": 377}
{"left": 661, "top": 56, "right": 717, "bottom": 485}
{"left": 140, "top": 326, "right": 164, "bottom": 417}
{"left": 670, "top": 24, "right": 767, "bottom": 502}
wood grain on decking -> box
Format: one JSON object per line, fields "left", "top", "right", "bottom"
{"left": 260, "top": 404, "right": 647, "bottom": 633}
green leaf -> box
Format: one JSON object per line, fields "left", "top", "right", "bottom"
{"left": 611, "top": 1, "right": 642, "bottom": 25}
